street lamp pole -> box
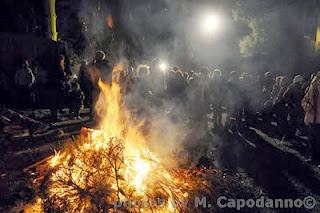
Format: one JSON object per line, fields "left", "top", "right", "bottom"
{"left": 49, "top": 0, "right": 58, "bottom": 42}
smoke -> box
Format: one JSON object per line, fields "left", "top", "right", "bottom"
{"left": 234, "top": 0, "right": 317, "bottom": 76}
{"left": 76, "top": 0, "right": 319, "bottom": 167}
{"left": 78, "top": 0, "right": 114, "bottom": 59}
{"left": 78, "top": 0, "right": 318, "bottom": 73}
{"left": 118, "top": 0, "right": 239, "bottom": 70}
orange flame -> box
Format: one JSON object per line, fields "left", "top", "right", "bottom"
{"left": 24, "top": 197, "right": 44, "bottom": 213}
{"left": 30, "top": 65, "right": 207, "bottom": 212}
{"left": 106, "top": 15, "right": 113, "bottom": 29}
{"left": 112, "top": 63, "right": 123, "bottom": 83}
{"left": 112, "top": 63, "right": 123, "bottom": 73}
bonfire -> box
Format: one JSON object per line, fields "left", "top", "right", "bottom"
{"left": 25, "top": 70, "right": 209, "bottom": 212}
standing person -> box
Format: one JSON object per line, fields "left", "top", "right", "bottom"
{"left": 14, "top": 59, "right": 35, "bottom": 108}
{"left": 88, "top": 50, "right": 112, "bottom": 118}
{"left": 269, "top": 76, "right": 282, "bottom": 103}
{"left": 302, "top": 72, "right": 320, "bottom": 165}
{"left": 238, "top": 72, "right": 253, "bottom": 125}
{"left": 187, "top": 70, "right": 203, "bottom": 122}
{"left": 78, "top": 60, "right": 93, "bottom": 108}
{"left": 69, "top": 81, "right": 84, "bottom": 119}
{"left": 47, "top": 55, "right": 66, "bottom": 121}
{"left": 208, "top": 69, "right": 224, "bottom": 129}
{"left": 166, "top": 67, "right": 188, "bottom": 100}
{"left": 132, "top": 64, "right": 153, "bottom": 98}
{"left": 0, "top": 72, "right": 10, "bottom": 107}
{"left": 272, "top": 76, "right": 290, "bottom": 137}
{"left": 199, "top": 67, "right": 210, "bottom": 114}
{"left": 283, "top": 75, "right": 305, "bottom": 138}
{"left": 225, "top": 71, "right": 241, "bottom": 130}
{"left": 32, "top": 61, "right": 49, "bottom": 108}
{"left": 263, "top": 76, "right": 287, "bottom": 124}
{"left": 58, "top": 54, "right": 72, "bottom": 79}
{"left": 58, "top": 40, "right": 72, "bottom": 76}
{"left": 273, "top": 76, "right": 290, "bottom": 104}
{"left": 90, "top": 50, "right": 112, "bottom": 84}
{"left": 262, "top": 72, "right": 275, "bottom": 102}
{"left": 58, "top": 55, "right": 72, "bottom": 115}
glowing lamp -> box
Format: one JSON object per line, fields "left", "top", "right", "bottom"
{"left": 159, "top": 62, "right": 168, "bottom": 72}
{"left": 202, "top": 14, "right": 220, "bottom": 34}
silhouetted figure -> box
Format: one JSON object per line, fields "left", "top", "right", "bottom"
{"left": 166, "top": 67, "right": 188, "bottom": 101}
{"left": 225, "top": 71, "right": 242, "bottom": 130}
{"left": 208, "top": 69, "right": 224, "bottom": 129}
{"left": 0, "top": 73, "right": 10, "bottom": 107}
{"left": 14, "top": 59, "right": 35, "bottom": 108}
{"left": 47, "top": 55, "right": 67, "bottom": 121}
{"left": 78, "top": 60, "right": 93, "bottom": 108}
{"left": 262, "top": 72, "right": 275, "bottom": 103}
{"left": 302, "top": 72, "right": 320, "bottom": 165}
{"left": 272, "top": 76, "right": 290, "bottom": 137}
{"left": 88, "top": 50, "right": 113, "bottom": 118}
{"left": 69, "top": 82, "right": 84, "bottom": 119}
{"left": 283, "top": 75, "right": 305, "bottom": 138}
{"left": 90, "top": 50, "right": 112, "bottom": 84}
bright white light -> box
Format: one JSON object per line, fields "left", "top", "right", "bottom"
{"left": 202, "top": 14, "right": 220, "bottom": 34}
{"left": 159, "top": 62, "right": 168, "bottom": 72}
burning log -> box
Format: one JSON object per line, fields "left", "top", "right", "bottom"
{"left": 23, "top": 156, "right": 53, "bottom": 173}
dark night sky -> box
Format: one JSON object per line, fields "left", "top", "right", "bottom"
{"left": 1, "top": 0, "right": 320, "bottom": 74}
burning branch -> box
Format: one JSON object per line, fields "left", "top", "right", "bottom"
{"left": 28, "top": 80, "right": 209, "bottom": 212}
{"left": 36, "top": 129, "right": 208, "bottom": 212}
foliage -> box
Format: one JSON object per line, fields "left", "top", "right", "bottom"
{"left": 239, "top": 18, "right": 266, "bottom": 58}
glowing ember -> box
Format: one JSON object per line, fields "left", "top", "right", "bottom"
{"left": 29, "top": 67, "right": 207, "bottom": 212}
{"left": 24, "top": 197, "right": 44, "bottom": 213}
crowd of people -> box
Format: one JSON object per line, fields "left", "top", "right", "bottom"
{"left": 111, "top": 60, "right": 320, "bottom": 165}
{"left": 0, "top": 50, "right": 320, "bottom": 165}
{"left": 0, "top": 55, "right": 84, "bottom": 120}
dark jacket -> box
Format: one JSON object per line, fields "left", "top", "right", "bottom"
{"left": 283, "top": 83, "right": 304, "bottom": 112}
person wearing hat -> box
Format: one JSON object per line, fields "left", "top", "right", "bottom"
{"left": 88, "top": 50, "right": 112, "bottom": 119}
{"left": 90, "top": 50, "right": 112, "bottom": 84}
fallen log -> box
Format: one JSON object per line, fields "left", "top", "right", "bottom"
{"left": 0, "top": 109, "right": 49, "bottom": 134}
{"left": 23, "top": 156, "right": 52, "bottom": 173}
